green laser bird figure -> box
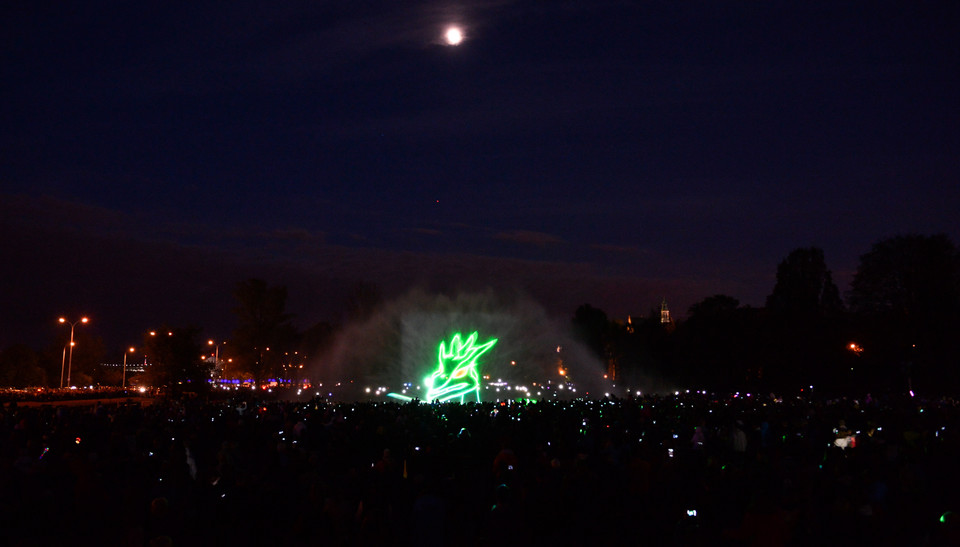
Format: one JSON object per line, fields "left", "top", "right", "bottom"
{"left": 424, "top": 331, "right": 497, "bottom": 403}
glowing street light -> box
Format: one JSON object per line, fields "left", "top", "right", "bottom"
{"left": 58, "top": 316, "right": 89, "bottom": 388}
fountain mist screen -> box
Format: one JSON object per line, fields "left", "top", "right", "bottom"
{"left": 399, "top": 312, "right": 507, "bottom": 395}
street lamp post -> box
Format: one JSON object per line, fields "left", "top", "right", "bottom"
{"left": 59, "top": 316, "right": 89, "bottom": 388}
{"left": 122, "top": 346, "right": 135, "bottom": 388}
{"left": 208, "top": 340, "right": 220, "bottom": 369}
{"left": 60, "top": 346, "right": 67, "bottom": 389}
{"left": 208, "top": 339, "right": 228, "bottom": 379}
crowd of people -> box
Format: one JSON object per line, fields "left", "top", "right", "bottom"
{"left": 2, "top": 390, "right": 959, "bottom": 546}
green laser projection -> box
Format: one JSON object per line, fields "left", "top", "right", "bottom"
{"left": 424, "top": 332, "right": 497, "bottom": 403}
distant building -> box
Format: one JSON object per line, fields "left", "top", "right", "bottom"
{"left": 660, "top": 299, "right": 671, "bottom": 324}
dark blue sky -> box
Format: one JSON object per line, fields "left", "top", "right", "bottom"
{"left": 2, "top": 1, "right": 958, "bottom": 349}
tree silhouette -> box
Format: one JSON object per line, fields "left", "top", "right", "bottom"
{"left": 231, "top": 279, "right": 298, "bottom": 382}
{"left": 688, "top": 294, "right": 741, "bottom": 319}
{"left": 0, "top": 344, "right": 47, "bottom": 387}
{"left": 141, "top": 326, "right": 206, "bottom": 388}
{"left": 848, "top": 234, "right": 960, "bottom": 392}
{"left": 763, "top": 248, "right": 847, "bottom": 393}
{"left": 571, "top": 304, "right": 610, "bottom": 362}
{"left": 50, "top": 329, "right": 106, "bottom": 387}
{"left": 677, "top": 295, "right": 764, "bottom": 391}
{"left": 849, "top": 234, "right": 960, "bottom": 317}
{"left": 767, "top": 247, "right": 843, "bottom": 316}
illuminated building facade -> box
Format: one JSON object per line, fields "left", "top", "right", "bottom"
{"left": 660, "top": 298, "right": 671, "bottom": 324}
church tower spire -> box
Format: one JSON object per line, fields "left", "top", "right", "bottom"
{"left": 660, "top": 298, "right": 671, "bottom": 324}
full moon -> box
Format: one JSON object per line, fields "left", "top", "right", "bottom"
{"left": 445, "top": 27, "right": 463, "bottom": 46}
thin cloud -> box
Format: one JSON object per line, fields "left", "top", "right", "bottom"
{"left": 237, "top": 0, "right": 520, "bottom": 83}
{"left": 269, "top": 227, "right": 326, "bottom": 242}
{"left": 494, "top": 230, "right": 565, "bottom": 246}
{"left": 407, "top": 227, "right": 443, "bottom": 236}
{"left": 591, "top": 243, "right": 651, "bottom": 256}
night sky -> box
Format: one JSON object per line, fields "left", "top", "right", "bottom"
{"left": 2, "top": 1, "right": 958, "bottom": 350}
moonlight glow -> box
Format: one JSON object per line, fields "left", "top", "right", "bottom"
{"left": 445, "top": 27, "right": 464, "bottom": 45}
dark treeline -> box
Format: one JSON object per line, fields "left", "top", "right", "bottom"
{"left": 2, "top": 234, "right": 958, "bottom": 396}
{"left": 574, "top": 234, "right": 960, "bottom": 397}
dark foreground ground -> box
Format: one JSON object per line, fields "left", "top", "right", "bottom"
{"left": 3, "top": 391, "right": 959, "bottom": 546}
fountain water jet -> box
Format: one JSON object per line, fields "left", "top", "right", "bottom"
{"left": 312, "top": 289, "right": 608, "bottom": 401}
